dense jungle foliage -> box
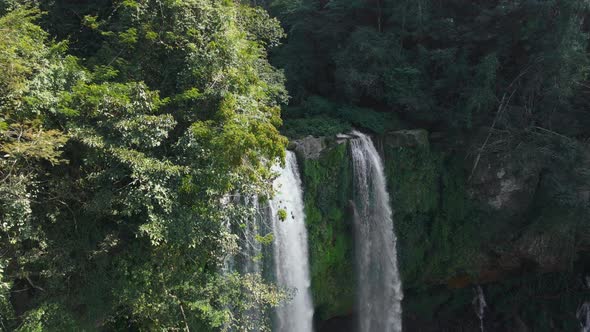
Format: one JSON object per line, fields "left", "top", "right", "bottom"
{"left": 0, "top": 0, "right": 288, "bottom": 330}
{"left": 1, "top": 0, "right": 590, "bottom": 331}
{"left": 268, "top": 0, "right": 590, "bottom": 140}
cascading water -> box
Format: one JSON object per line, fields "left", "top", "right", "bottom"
{"left": 243, "top": 197, "right": 264, "bottom": 276}
{"left": 350, "top": 131, "right": 403, "bottom": 332}
{"left": 222, "top": 195, "right": 266, "bottom": 332}
{"left": 578, "top": 302, "right": 590, "bottom": 332}
{"left": 269, "top": 151, "right": 314, "bottom": 332}
{"left": 473, "top": 285, "right": 487, "bottom": 332}
{"left": 579, "top": 275, "right": 590, "bottom": 332}
{"left": 241, "top": 196, "right": 266, "bottom": 330}
{"left": 223, "top": 195, "right": 263, "bottom": 276}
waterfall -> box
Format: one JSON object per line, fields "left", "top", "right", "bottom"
{"left": 243, "top": 197, "right": 263, "bottom": 276}
{"left": 578, "top": 302, "right": 590, "bottom": 332}
{"left": 579, "top": 275, "right": 590, "bottom": 332}
{"left": 350, "top": 131, "right": 403, "bottom": 332}
{"left": 242, "top": 196, "right": 266, "bottom": 330}
{"left": 473, "top": 285, "right": 487, "bottom": 332}
{"left": 223, "top": 195, "right": 263, "bottom": 276}
{"left": 222, "top": 195, "right": 266, "bottom": 332}
{"left": 269, "top": 151, "right": 314, "bottom": 332}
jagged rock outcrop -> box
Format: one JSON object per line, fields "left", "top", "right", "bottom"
{"left": 291, "top": 136, "right": 327, "bottom": 160}
{"left": 467, "top": 152, "right": 540, "bottom": 215}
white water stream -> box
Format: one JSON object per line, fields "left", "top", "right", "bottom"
{"left": 269, "top": 151, "right": 314, "bottom": 332}
{"left": 473, "top": 285, "right": 487, "bottom": 332}
{"left": 350, "top": 131, "right": 403, "bottom": 332}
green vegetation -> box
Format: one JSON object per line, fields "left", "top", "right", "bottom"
{"left": 2, "top": 0, "right": 590, "bottom": 330}
{"left": 264, "top": 2, "right": 590, "bottom": 327}
{"left": 405, "top": 270, "right": 588, "bottom": 331}
{"left": 298, "top": 143, "right": 355, "bottom": 321}
{"left": 0, "top": 1, "right": 286, "bottom": 330}
{"left": 277, "top": 209, "right": 288, "bottom": 222}
{"left": 268, "top": 0, "right": 590, "bottom": 139}
{"left": 383, "top": 144, "right": 481, "bottom": 285}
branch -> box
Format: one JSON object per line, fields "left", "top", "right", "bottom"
{"left": 467, "top": 62, "right": 533, "bottom": 182}
{"left": 179, "top": 304, "right": 190, "bottom": 332}
{"left": 468, "top": 90, "right": 513, "bottom": 181}
{"left": 166, "top": 289, "right": 191, "bottom": 332}
{"left": 25, "top": 276, "right": 45, "bottom": 292}
{"left": 530, "top": 126, "right": 573, "bottom": 141}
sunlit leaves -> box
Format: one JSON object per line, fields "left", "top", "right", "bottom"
{"left": 0, "top": 1, "right": 289, "bottom": 330}
{"left": 114, "top": 114, "right": 176, "bottom": 148}
{"left": 0, "top": 8, "right": 47, "bottom": 117}
{"left": 237, "top": 5, "right": 285, "bottom": 47}
{"left": 2, "top": 123, "right": 68, "bottom": 164}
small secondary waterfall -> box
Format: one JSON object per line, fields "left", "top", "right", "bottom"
{"left": 222, "top": 195, "right": 266, "bottom": 332}
{"left": 269, "top": 151, "right": 314, "bottom": 332}
{"left": 350, "top": 131, "right": 403, "bottom": 332}
{"left": 223, "top": 195, "right": 264, "bottom": 276}
{"left": 242, "top": 196, "right": 265, "bottom": 330}
{"left": 578, "top": 302, "right": 590, "bottom": 332}
{"left": 473, "top": 285, "right": 487, "bottom": 332}
{"left": 579, "top": 275, "right": 590, "bottom": 332}
{"left": 243, "top": 197, "right": 263, "bottom": 276}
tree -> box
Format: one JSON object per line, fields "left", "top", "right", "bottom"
{"left": 0, "top": 1, "right": 288, "bottom": 330}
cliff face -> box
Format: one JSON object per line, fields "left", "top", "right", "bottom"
{"left": 294, "top": 137, "right": 355, "bottom": 322}
{"left": 294, "top": 130, "right": 590, "bottom": 331}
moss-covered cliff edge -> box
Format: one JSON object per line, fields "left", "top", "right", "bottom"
{"left": 293, "top": 130, "right": 590, "bottom": 331}
{"left": 294, "top": 138, "right": 355, "bottom": 322}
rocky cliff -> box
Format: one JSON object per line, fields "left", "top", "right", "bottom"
{"left": 293, "top": 130, "right": 590, "bottom": 331}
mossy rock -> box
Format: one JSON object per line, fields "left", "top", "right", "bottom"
{"left": 381, "top": 139, "right": 481, "bottom": 287}
{"left": 298, "top": 142, "right": 355, "bottom": 321}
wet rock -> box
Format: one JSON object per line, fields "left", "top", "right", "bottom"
{"left": 291, "top": 135, "right": 327, "bottom": 160}
{"left": 336, "top": 133, "right": 354, "bottom": 144}
{"left": 516, "top": 228, "right": 576, "bottom": 271}
{"left": 467, "top": 153, "right": 540, "bottom": 215}
{"left": 384, "top": 129, "right": 429, "bottom": 148}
